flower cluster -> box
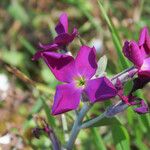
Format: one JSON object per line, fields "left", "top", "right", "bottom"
{"left": 121, "top": 27, "right": 150, "bottom": 114}
{"left": 32, "top": 13, "right": 78, "bottom": 61}
{"left": 33, "top": 13, "right": 117, "bottom": 115}
{"left": 123, "top": 27, "right": 150, "bottom": 78}
{"left": 33, "top": 13, "right": 149, "bottom": 115}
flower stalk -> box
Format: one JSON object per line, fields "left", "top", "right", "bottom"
{"left": 65, "top": 66, "right": 137, "bottom": 150}
{"left": 65, "top": 102, "right": 92, "bottom": 149}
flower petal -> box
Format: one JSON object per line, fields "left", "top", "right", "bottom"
{"left": 138, "top": 27, "right": 150, "bottom": 48}
{"left": 32, "top": 44, "right": 58, "bottom": 61}
{"left": 123, "top": 40, "right": 144, "bottom": 67}
{"left": 38, "top": 43, "right": 58, "bottom": 50}
{"left": 138, "top": 27, "right": 148, "bottom": 46}
{"left": 52, "top": 83, "right": 81, "bottom": 115}
{"left": 54, "top": 28, "right": 78, "bottom": 46}
{"left": 134, "top": 100, "right": 149, "bottom": 114}
{"left": 84, "top": 77, "right": 117, "bottom": 103}
{"left": 75, "top": 46, "right": 97, "bottom": 79}
{"left": 55, "top": 13, "right": 68, "bottom": 34}
{"left": 139, "top": 57, "right": 150, "bottom": 77}
{"left": 138, "top": 27, "right": 150, "bottom": 55}
{"left": 42, "top": 52, "right": 77, "bottom": 82}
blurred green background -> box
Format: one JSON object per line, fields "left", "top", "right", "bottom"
{"left": 0, "top": 0, "right": 150, "bottom": 149}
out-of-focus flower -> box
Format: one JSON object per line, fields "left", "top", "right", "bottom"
{"left": 33, "top": 117, "right": 61, "bottom": 149}
{"left": 0, "top": 134, "right": 12, "bottom": 144}
{"left": 54, "top": 13, "right": 78, "bottom": 46}
{"left": 123, "top": 27, "right": 150, "bottom": 78}
{"left": 36, "top": 45, "right": 117, "bottom": 115}
{"left": 133, "top": 100, "right": 149, "bottom": 114}
{"left": 0, "top": 74, "right": 10, "bottom": 100}
{"left": 32, "top": 13, "right": 78, "bottom": 61}
{"left": 115, "top": 78, "right": 149, "bottom": 114}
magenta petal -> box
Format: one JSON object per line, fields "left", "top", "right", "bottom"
{"left": 32, "top": 44, "right": 58, "bottom": 61}
{"left": 54, "top": 28, "right": 78, "bottom": 46}
{"left": 75, "top": 46, "right": 97, "bottom": 79}
{"left": 42, "top": 52, "right": 77, "bottom": 82}
{"left": 123, "top": 41, "right": 144, "bottom": 67}
{"left": 38, "top": 43, "right": 58, "bottom": 50}
{"left": 55, "top": 13, "right": 68, "bottom": 34}
{"left": 138, "top": 27, "right": 150, "bottom": 48}
{"left": 84, "top": 77, "right": 117, "bottom": 103}
{"left": 134, "top": 100, "right": 149, "bottom": 114}
{"left": 52, "top": 83, "right": 81, "bottom": 115}
{"left": 139, "top": 57, "right": 150, "bottom": 77}
{"left": 138, "top": 27, "right": 149, "bottom": 46}
{"left": 54, "top": 33, "right": 73, "bottom": 46}
{"left": 138, "top": 27, "right": 150, "bottom": 55}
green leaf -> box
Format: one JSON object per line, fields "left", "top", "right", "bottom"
{"left": 135, "top": 125, "right": 149, "bottom": 150}
{"left": 41, "top": 67, "right": 58, "bottom": 88}
{"left": 19, "top": 36, "right": 35, "bottom": 55}
{"left": 96, "top": 55, "right": 108, "bottom": 77}
{"left": 8, "top": 0, "right": 29, "bottom": 25}
{"left": 124, "top": 80, "right": 133, "bottom": 95}
{"left": 86, "top": 116, "right": 107, "bottom": 150}
{"left": 30, "top": 97, "right": 43, "bottom": 115}
{"left": 1, "top": 50, "right": 24, "bottom": 67}
{"left": 91, "top": 128, "right": 107, "bottom": 150}
{"left": 97, "top": 0, "right": 130, "bottom": 70}
{"left": 41, "top": 96, "right": 56, "bottom": 127}
{"left": 87, "top": 117, "right": 121, "bottom": 127}
{"left": 111, "top": 125, "right": 130, "bottom": 150}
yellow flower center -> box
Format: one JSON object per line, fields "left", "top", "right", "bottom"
{"left": 74, "top": 76, "right": 86, "bottom": 88}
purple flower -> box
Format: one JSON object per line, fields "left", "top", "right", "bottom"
{"left": 54, "top": 13, "right": 78, "bottom": 46}
{"left": 123, "top": 27, "right": 150, "bottom": 77}
{"left": 134, "top": 100, "right": 149, "bottom": 114}
{"left": 115, "top": 78, "right": 149, "bottom": 114}
{"left": 36, "top": 45, "right": 117, "bottom": 115}
{"left": 32, "top": 13, "right": 78, "bottom": 61}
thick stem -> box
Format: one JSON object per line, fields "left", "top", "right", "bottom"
{"left": 65, "top": 103, "right": 92, "bottom": 150}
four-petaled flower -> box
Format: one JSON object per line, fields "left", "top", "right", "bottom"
{"left": 32, "top": 13, "right": 78, "bottom": 61}
{"left": 34, "top": 45, "right": 117, "bottom": 115}
{"left": 123, "top": 27, "right": 150, "bottom": 77}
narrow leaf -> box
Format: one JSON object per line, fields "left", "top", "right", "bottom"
{"left": 97, "top": 0, "right": 130, "bottom": 70}
{"left": 8, "top": 0, "right": 29, "bottom": 25}
{"left": 111, "top": 125, "right": 130, "bottom": 150}
{"left": 91, "top": 128, "right": 107, "bottom": 150}
{"left": 41, "top": 96, "right": 56, "bottom": 127}
{"left": 19, "top": 36, "right": 35, "bottom": 55}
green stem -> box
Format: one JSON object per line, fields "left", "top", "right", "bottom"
{"left": 65, "top": 66, "right": 137, "bottom": 149}
{"left": 80, "top": 112, "right": 106, "bottom": 129}
{"left": 65, "top": 103, "right": 92, "bottom": 149}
